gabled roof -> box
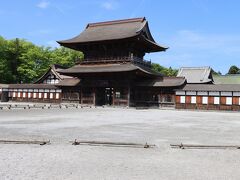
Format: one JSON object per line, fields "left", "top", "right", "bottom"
{"left": 57, "top": 17, "right": 167, "bottom": 52}
{"left": 213, "top": 74, "right": 240, "bottom": 84}
{"left": 177, "top": 66, "right": 213, "bottom": 84}
{"left": 58, "top": 63, "right": 161, "bottom": 77}
{"left": 34, "top": 64, "right": 73, "bottom": 84}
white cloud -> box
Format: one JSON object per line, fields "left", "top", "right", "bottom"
{"left": 149, "top": 30, "right": 240, "bottom": 73}
{"left": 37, "top": 1, "right": 50, "bottom": 9}
{"left": 169, "top": 30, "right": 240, "bottom": 52}
{"left": 101, "top": 1, "right": 118, "bottom": 10}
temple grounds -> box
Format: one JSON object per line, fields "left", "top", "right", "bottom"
{"left": 0, "top": 107, "right": 240, "bottom": 180}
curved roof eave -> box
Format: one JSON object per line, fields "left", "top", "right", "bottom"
{"left": 136, "top": 66, "right": 162, "bottom": 76}
{"left": 58, "top": 63, "right": 160, "bottom": 77}
{"left": 57, "top": 17, "right": 167, "bottom": 51}
{"left": 57, "top": 19, "right": 145, "bottom": 45}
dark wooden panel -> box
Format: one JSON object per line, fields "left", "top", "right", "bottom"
{"left": 233, "top": 97, "right": 239, "bottom": 105}
{"left": 186, "top": 96, "right": 191, "bottom": 104}
{"left": 175, "top": 96, "right": 180, "bottom": 103}
{"left": 220, "top": 97, "right": 226, "bottom": 105}
{"left": 196, "top": 96, "right": 202, "bottom": 104}
{"left": 208, "top": 96, "right": 214, "bottom": 104}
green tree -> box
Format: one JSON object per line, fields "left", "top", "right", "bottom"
{"left": 0, "top": 36, "right": 17, "bottom": 83}
{"left": 0, "top": 36, "right": 84, "bottom": 83}
{"left": 151, "top": 63, "right": 178, "bottom": 76}
{"left": 50, "top": 47, "right": 83, "bottom": 67}
{"left": 211, "top": 69, "right": 222, "bottom": 75}
{"left": 228, "top": 65, "right": 239, "bottom": 74}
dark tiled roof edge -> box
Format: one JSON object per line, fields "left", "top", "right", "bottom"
{"left": 87, "top": 17, "right": 145, "bottom": 28}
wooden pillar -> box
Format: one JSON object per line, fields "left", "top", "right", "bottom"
{"left": 93, "top": 88, "right": 96, "bottom": 106}
{"left": 112, "top": 88, "right": 115, "bottom": 106}
{"left": 127, "top": 86, "right": 130, "bottom": 107}
{"left": 79, "top": 88, "right": 81, "bottom": 104}
{"left": 80, "top": 88, "right": 83, "bottom": 104}
{"left": 160, "top": 89, "right": 163, "bottom": 107}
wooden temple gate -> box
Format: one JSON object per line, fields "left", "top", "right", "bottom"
{"left": 0, "top": 18, "right": 185, "bottom": 107}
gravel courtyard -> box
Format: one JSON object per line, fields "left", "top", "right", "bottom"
{"left": 0, "top": 107, "right": 240, "bottom": 180}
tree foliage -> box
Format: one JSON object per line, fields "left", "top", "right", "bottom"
{"left": 0, "top": 36, "right": 83, "bottom": 83}
{"left": 151, "top": 63, "right": 178, "bottom": 76}
{"left": 228, "top": 65, "right": 240, "bottom": 74}
{"left": 211, "top": 69, "right": 222, "bottom": 75}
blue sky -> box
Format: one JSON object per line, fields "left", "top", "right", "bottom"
{"left": 1, "top": 0, "right": 240, "bottom": 73}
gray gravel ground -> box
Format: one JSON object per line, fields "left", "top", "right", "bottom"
{"left": 0, "top": 107, "right": 240, "bottom": 180}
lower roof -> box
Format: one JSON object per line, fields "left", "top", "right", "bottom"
{"left": 181, "top": 84, "right": 240, "bottom": 92}
{"left": 136, "top": 77, "right": 186, "bottom": 87}
{"left": 0, "top": 84, "right": 9, "bottom": 88}
{"left": 34, "top": 64, "right": 73, "bottom": 84}
{"left": 58, "top": 63, "right": 160, "bottom": 76}
{"left": 56, "top": 78, "right": 81, "bottom": 86}
{"left": 8, "top": 84, "right": 58, "bottom": 89}
{"left": 213, "top": 74, "right": 240, "bottom": 84}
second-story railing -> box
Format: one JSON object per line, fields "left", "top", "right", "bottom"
{"left": 78, "top": 56, "right": 152, "bottom": 68}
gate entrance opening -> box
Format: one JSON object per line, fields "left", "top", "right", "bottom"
{"left": 95, "top": 87, "right": 113, "bottom": 106}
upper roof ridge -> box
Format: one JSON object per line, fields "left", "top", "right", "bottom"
{"left": 180, "top": 66, "right": 210, "bottom": 70}
{"left": 87, "top": 17, "right": 145, "bottom": 28}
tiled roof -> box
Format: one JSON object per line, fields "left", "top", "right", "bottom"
{"left": 136, "top": 77, "right": 186, "bottom": 87}
{"left": 181, "top": 84, "right": 240, "bottom": 92}
{"left": 34, "top": 64, "right": 73, "bottom": 84}
{"left": 213, "top": 74, "right": 240, "bottom": 84}
{"left": 0, "top": 84, "right": 9, "bottom": 88}
{"left": 57, "top": 17, "right": 167, "bottom": 52}
{"left": 56, "top": 78, "right": 80, "bottom": 86}
{"left": 8, "top": 84, "right": 58, "bottom": 89}
{"left": 58, "top": 63, "right": 160, "bottom": 76}
{"left": 177, "top": 66, "right": 213, "bottom": 84}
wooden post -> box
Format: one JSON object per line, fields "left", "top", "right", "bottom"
{"left": 160, "top": 89, "right": 163, "bottom": 107}
{"left": 79, "top": 88, "right": 81, "bottom": 104}
{"left": 112, "top": 88, "right": 115, "bottom": 106}
{"left": 80, "top": 88, "right": 83, "bottom": 104}
{"left": 93, "top": 88, "right": 96, "bottom": 106}
{"left": 127, "top": 86, "right": 130, "bottom": 107}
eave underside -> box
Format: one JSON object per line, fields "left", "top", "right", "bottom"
{"left": 58, "top": 63, "right": 161, "bottom": 78}
{"left": 58, "top": 36, "right": 167, "bottom": 54}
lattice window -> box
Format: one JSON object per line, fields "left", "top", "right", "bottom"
{"left": 180, "top": 96, "right": 185, "bottom": 103}
{"left": 226, "top": 97, "right": 232, "bottom": 105}
{"left": 44, "top": 74, "right": 60, "bottom": 84}
{"left": 191, "top": 96, "right": 196, "bottom": 104}
{"left": 202, "top": 97, "right": 208, "bottom": 104}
